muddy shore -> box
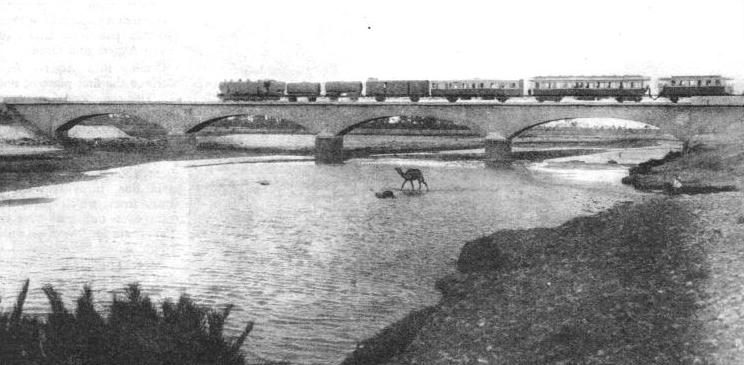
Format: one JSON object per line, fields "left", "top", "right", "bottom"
{"left": 342, "top": 146, "right": 744, "bottom": 364}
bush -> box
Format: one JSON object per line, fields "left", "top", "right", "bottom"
{"left": 1, "top": 281, "right": 256, "bottom": 365}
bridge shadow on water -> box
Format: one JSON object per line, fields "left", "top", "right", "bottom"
{"left": 0, "top": 197, "right": 55, "bottom": 207}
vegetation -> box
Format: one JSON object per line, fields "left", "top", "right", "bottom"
{"left": 198, "top": 115, "right": 308, "bottom": 135}
{"left": 1, "top": 281, "right": 268, "bottom": 365}
{"left": 359, "top": 116, "right": 471, "bottom": 131}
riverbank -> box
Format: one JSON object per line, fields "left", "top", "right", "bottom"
{"left": 0, "top": 144, "right": 268, "bottom": 193}
{"left": 342, "top": 142, "right": 744, "bottom": 364}
{"left": 621, "top": 145, "right": 742, "bottom": 194}
{"left": 344, "top": 192, "right": 744, "bottom": 364}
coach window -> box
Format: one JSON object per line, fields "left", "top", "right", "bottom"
{"left": 697, "top": 80, "right": 702, "bottom": 87}
{"left": 715, "top": 79, "right": 721, "bottom": 86}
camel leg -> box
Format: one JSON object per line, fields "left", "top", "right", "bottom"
{"left": 401, "top": 181, "right": 407, "bottom": 191}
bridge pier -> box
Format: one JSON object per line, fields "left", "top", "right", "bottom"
{"left": 314, "top": 134, "right": 344, "bottom": 164}
{"left": 484, "top": 133, "right": 513, "bottom": 165}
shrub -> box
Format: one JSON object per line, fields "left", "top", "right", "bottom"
{"left": 1, "top": 281, "right": 255, "bottom": 365}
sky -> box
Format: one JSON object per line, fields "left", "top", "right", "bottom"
{"left": 0, "top": 0, "right": 743, "bottom": 101}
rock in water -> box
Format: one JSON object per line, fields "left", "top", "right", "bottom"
{"left": 375, "top": 190, "right": 395, "bottom": 199}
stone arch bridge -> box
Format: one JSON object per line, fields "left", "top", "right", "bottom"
{"left": 6, "top": 101, "right": 743, "bottom": 163}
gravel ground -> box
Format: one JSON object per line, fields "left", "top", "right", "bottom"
{"left": 353, "top": 192, "right": 743, "bottom": 365}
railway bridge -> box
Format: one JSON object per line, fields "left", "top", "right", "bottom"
{"left": 5, "top": 101, "right": 744, "bottom": 163}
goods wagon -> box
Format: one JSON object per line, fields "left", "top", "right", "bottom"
{"left": 325, "top": 81, "right": 363, "bottom": 101}
{"left": 286, "top": 82, "right": 321, "bottom": 102}
{"left": 365, "top": 80, "right": 429, "bottom": 102}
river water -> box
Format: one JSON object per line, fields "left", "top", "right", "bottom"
{"left": 0, "top": 142, "right": 677, "bottom": 364}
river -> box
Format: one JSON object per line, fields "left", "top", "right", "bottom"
{"left": 0, "top": 142, "right": 677, "bottom": 364}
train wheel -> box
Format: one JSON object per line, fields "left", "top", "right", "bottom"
{"left": 288, "top": 96, "right": 297, "bottom": 102}
{"left": 446, "top": 97, "right": 458, "bottom": 103}
{"left": 615, "top": 97, "right": 624, "bottom": 103}
{"left": 375, "top": 96, "right": 386, "bottom": 102}
{"left": 329, "top": 96, "right": 339, "bottom": 102}
{"left": 409, "top": 96, "right": 420, "bottom": 102}
{"left": 670, "top": 96, "right": 679, "bottom": 103}
{"left": 497, "top": 97, "right": 508, "bottom": 103}
{"left": 482, "top": 96, "right": 494, "bottom": 101}
{"left": 536, "top": 98, "right": 545, "bottom": 103}
{"left": 350, "top": 97, "right": 359, "bottom": 102}
{"left": 308, "top": 97, "right": 317, "bottom": 102}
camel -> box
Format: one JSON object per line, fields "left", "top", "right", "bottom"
{"left": 395, "top": 167, "right": 429, "bottom": 191}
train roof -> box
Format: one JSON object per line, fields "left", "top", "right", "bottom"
{"left": 530, "top": 75, "right": 650, "bottom": 81}
{"left": 430, "top": 79, "right": 522, "bottom": 82}
{"left": 658, "top": 75, "right": 731, "bottom": 80}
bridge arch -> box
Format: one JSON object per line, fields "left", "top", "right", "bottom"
{"left": 336, "top": 114, "right": 486, "bottom": 136}
{"left": 55, "top": 112, "right": 166, "bottom": 139}
{"left": 185, "top": 113, "right": 312, "bottom": 134}
{"left": 506, "top": 117, "right": 671, "bottom": 141}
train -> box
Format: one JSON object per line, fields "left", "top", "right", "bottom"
{"left": 217, "top": 75, "right": 735, "bottom": 103}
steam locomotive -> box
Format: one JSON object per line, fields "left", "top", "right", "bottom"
{"left": 218, "top": 75, "right": 734, "bottom": 103}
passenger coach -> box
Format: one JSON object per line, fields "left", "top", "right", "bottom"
{"left": 657, "top": 75, "right": 733, "bottom": 103}
{"left": 529, "top": 75, "right": 650, "bottom": 102}
{"left": 431, "top": 79, "right": 523, "bottom": 102}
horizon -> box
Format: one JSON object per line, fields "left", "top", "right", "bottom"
{"left": 1, "top": 0, "right": 743, "bottom": 101}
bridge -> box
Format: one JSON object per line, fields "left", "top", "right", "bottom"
{"left": 5, "top": 101, "right": 744, "bottom": 163}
